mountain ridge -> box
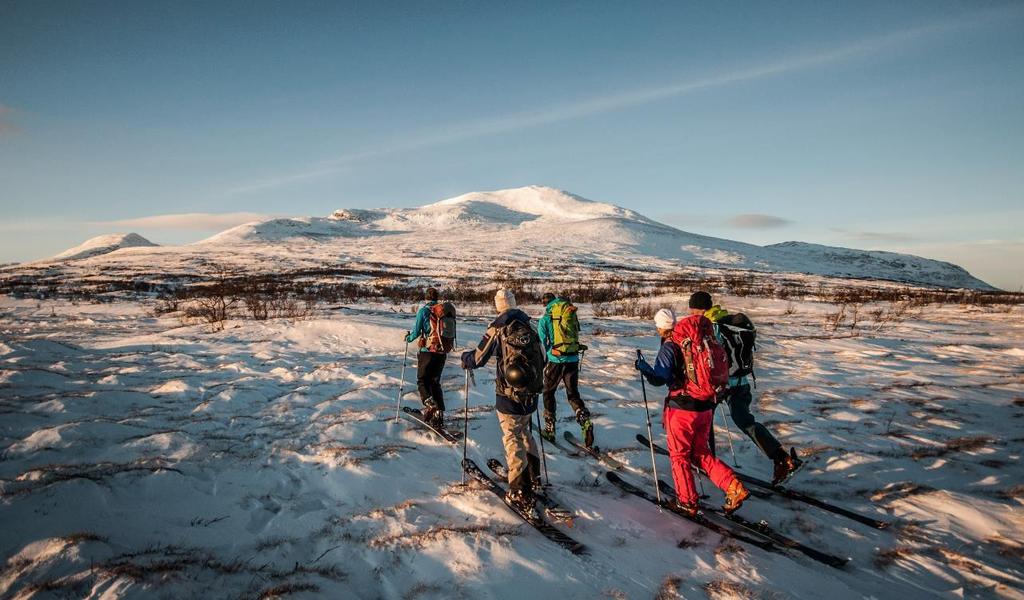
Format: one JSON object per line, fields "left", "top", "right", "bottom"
{"left": 41, "top": 186, "right": 994, "bottom": 290}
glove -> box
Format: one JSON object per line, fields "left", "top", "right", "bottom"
{"left": 634, "top": 356, "right": 651, "bottom": 372}
{"left": 404, "top": 330, "right": 412, "bottom": 343}
{"left": 460, "top": 350, "right": 475, "bottom": 370}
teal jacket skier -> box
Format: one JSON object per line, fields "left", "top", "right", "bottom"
{"left": 537, "top": 293, "right": 592, "bottom": 447}
{"left": 404, "top": 288, "right": 448, "bottom": 427}
{"left": 537, "top": 297, "right": 579, "bottom": 365}
{"left": 406, "top": 301, "right": 437, "bottom": 351}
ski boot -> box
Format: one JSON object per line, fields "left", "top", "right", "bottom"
{"left": 576, "top": 408, "right": 594, "bottom": 449}
{"left": 722, "top": 479, "right": 750, "bottom": 515}
{"left": 421, "top": 398, "right": 443, "bottom": 431}
{"left": 771, "top": 447, "right": 804, "bottom": 486}
{"left": 506, "top": 489, "right": 538, "bottom": 519}
{"left": 541, "top": 412, "right": 556, "bottom": 443}
{"left": 668, "top": 497, "right": 700, "bottom": 518}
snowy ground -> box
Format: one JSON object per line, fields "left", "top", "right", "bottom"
{"left": 1, "top": 296, "right": 1022, "bottom": 599}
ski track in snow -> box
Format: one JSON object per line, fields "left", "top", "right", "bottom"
{"left": 0, "top": 296, "right": 1022, "bottom": 599}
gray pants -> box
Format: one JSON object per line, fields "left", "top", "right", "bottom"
{"left": 497, "top": 412, "right": 540, "bottom": 494}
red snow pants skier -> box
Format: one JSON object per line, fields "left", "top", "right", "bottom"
{"left": 664, "top": 406, "right": 737, "bottom": 505}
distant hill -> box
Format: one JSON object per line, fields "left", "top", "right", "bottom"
{"left": 31, "top": 186, "right": 993, "bottom": 290}
{"left": 53, "top": 233, "right": 158, "bottom": 261}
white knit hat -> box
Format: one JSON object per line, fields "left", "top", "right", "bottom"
{"left": 495, "top": 289, "right": 517, "bottom": 313}
{"left": 654, "top": 308, "right": 676, "bottom": 330}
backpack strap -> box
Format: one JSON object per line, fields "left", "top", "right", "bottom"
{"left": 679, "top": 338, "right": 697, "bottom": 384}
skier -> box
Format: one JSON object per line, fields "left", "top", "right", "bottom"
{"left": 688, "top": 291, "right": 802, "bottom": 485}
{"left": 635, "top": 308, "right": 750, "bottom": 516}
{"left": 405, "top": 287, "right": 457, "bottom": 430}
{"left": 461, "top": 289, "right": 546, "bottom": 513}
{"left": 537, "top": 292, "right": 593, "bottom": 447}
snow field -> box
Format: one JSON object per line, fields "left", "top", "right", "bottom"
{"left": 0, "top": 296, "right": 1022, "bottom": 599}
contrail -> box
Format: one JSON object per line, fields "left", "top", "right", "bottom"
{"left": 223, "top": 6, "right": 1021, "bottom": 196}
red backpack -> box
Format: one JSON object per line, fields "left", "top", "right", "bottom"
{"left": 669, "top": 314, "right": 729, "bottom": 402}
{"left": 425, "top": 302, "right": 457, "bottom": 353}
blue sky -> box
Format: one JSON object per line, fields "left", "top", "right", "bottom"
{"left": 1, "top": 1, "right": 1022, "bottom": 290}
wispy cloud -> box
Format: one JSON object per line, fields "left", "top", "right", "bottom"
{"left": 832, "top": 228, "right": 916, "bottom": 243}
{"left": 222, "top": 6, "right": 1021, "bottom": 196}
{"left": 95, "top": 212, "right": 271, "bottom": 231}
{"left": 728, "top": 214, "right": 792, "bottom": 229}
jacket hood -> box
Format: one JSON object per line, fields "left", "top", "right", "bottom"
{"left": 492, "top": 308, "right": 531, "bottom": 328}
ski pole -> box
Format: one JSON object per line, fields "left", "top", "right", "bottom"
{"left": 637, "top": 349, "right": 662, "bottom": 504}
{"left": 395, "top": 339, "right": 409, "bottom": 422}
{"left": 720, "top": 396, "right": 740, "bottom": 468}
{"left": 462, "top": 368, "right": 471, "bottom": 485}
{"left": 534, "top": 409, "right": 550, "bottom": 487}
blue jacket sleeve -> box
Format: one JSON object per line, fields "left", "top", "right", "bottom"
{"left": 644, "top": 342, "right": 677, "bottom": 387}
{"left": 406, "top": 306, "right": 430, "bottom": 343}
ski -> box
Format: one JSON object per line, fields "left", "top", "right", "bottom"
{"left": 657, "top": 479, "right": 849, "bottom": 569}
{"left": 463, "top": 459, "right": 586, "bottom": 554}
{"left": 486, "top": 458, "right": 575, "bottom": 525}
{"left": 605, "top": 471, "right": 779, "bottom": 553}
{"left": 637, "top": 434, "right": 890, "bottom": 530}
{"left": 563, "top": 430, "right": 627, "bottom": 471}
{"left": 401, "top": 406, "right": 462, "bottom": 443}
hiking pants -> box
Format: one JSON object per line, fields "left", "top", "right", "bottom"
{"left": 665, "top": 406, "right": 737, "bottom": 505}
{"left": 542, "top": 361, "right": 586, "bottom": 418}
{"left": 497, "top": 411, "right": 540, "bottom": 495}
{"left": 709, "top": 384, "right": 783, "bottom": 461}
{"left": 416, "top": 352, "right": 447, "bottom": 411}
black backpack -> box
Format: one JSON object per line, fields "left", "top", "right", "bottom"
{"left": 717, "top": 313, "right": 757, "bottom": 380}
{"left": 497, "top": 319, "right": 545, "bottom": 399}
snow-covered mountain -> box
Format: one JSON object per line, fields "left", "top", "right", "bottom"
{"left": 52, "top": 233, "right": 157, "bottom": 261}
{"left": 25, "top": 186, "right": 994, "bottom": 289}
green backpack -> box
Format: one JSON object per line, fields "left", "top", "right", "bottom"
{"left": 549, "top": 299, "right": 581, "bottom": 357}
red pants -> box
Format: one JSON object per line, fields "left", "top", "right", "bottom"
{"left": 664, "top": 406, "right": 737, "bottom": 504}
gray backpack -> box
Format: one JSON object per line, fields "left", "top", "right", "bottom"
{"left": 497, "top": 319, "right": 545, "bottom": 399}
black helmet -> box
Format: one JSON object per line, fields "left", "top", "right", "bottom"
{"left": 504, "top": 363, "right": 531, "bottom": 389}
